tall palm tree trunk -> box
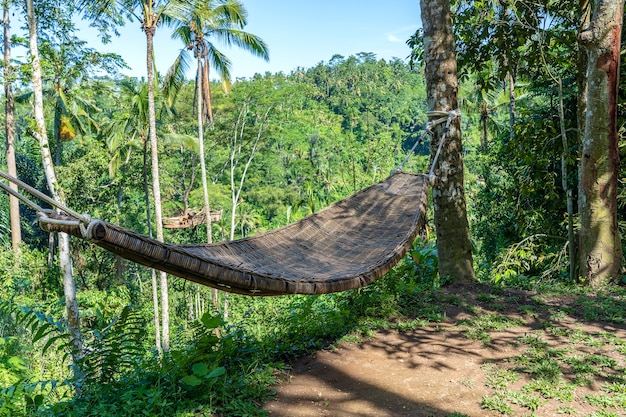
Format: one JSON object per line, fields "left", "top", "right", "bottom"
{"left": 420, "top": 0, "right": 475, "bottom": 284}
{"left": 144, "top": 18, "right": 170, "bottom": 352}
{"left": 26, "top": 0, "right": 83, "bottom": 388}
{"left": 4, "top": 1, "right": 20, "bottom": 252}
{"left": 143, "top": 139, "right": 161, "bottom": 354}
{"left": 196, "top": 56, "right": 220, "bottom": 311}
{"left": 197, "top": 58, "right": 212, "bottom": 244}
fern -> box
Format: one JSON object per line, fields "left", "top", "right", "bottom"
{"left": 0, "top": 301, "right": 70, "bottom": 357}
{"left": 0, "top": 302, "right": 72, "bottom": 416}
{"left": 79, "top": 305, "right": 145, "bottom": 385}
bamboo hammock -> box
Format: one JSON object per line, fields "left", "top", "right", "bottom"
{"left": 0, "top": 170, "right": 427, "bottom": 295}
{"left": 0, "top": 111, "right": 459, "bottom": 296}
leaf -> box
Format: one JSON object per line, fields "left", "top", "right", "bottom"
{"left": 200, "top": 313, "right": 224, "bottom": 330}
{"left": 32, "top": 325, "right": 54, "bottom": 344}
{"left": 7, "top": 356, "right": 27, "bottom": 371}
{"left": 181, "top": 374, "right": 203, "bottom": 387}
{"left": 42, "top": 334, "right": 68, "bottom": 356}
{"left": 191, "top": 362, "right": 209, "bottom": 377}
{"left": 207, "top": 367, "right": 226, "bottom": 379}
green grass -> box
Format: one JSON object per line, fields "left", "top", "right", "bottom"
{"left": 7, "top": 269, "right": 622, "bottom": 417}
{"left": 458, "top": 283, "right": 626, "bottom": 417}
{"left": 506, "top": 390, "right": 544, "bottom": 411}
{"left": 458, "top": 313, "right": 524, "bottom": 345}
{"left": 482, "top": 392, "right": 513, "bottom": 414}
{"left": 522, "top": 378, "right": 576, "bottom": 401}
{"left": 484, "top": 368, "right": 519, "bottom": 389}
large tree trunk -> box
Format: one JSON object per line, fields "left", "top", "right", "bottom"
{"left": 420, "top": 0, "right": 476, "bottom": 283}
{"left": 144, "top": 17, "right": 170, "bottom": 352}
{"left": 577, "top": 0, "right": 623, "bottom": 287}
{"left": 4, "top": 1, "right": 20, "bottom": 253}
{"left": 26, "top": 0, "right": 83, "bottom": 387}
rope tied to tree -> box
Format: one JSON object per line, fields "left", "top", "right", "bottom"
{"left": 0, "top": 169, "right": 97, "bottom": 240}
{"left": 395, "top": 109, "right": 460, "bottom": 183}
{"left": 429, "top": 109, "right": 460, "bottom": 178}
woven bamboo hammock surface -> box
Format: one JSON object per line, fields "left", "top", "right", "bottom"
{"left": 40, "top": 171, "right": 429, "bottom": 296}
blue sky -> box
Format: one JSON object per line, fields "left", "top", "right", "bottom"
{"left": 75, "top": 1, "right": 421, "bottom": 80}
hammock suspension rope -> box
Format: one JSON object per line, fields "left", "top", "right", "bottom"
{"left": 395, "top": 109, "right": 461, "bottom": 179}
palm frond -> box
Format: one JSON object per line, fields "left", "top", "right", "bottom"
{"left": 211, "top": 28, "right": 269, "bottom": 61}
{"left": 163, "top": 50, "right": 193, "bottom": 106}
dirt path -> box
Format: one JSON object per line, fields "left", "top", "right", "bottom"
{"left": 263, "top": 288, "right": 626, "bottom": 417}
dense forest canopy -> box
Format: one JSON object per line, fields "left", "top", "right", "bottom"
{"left": 0, "top": 0, "right": 624, "bottom": 415}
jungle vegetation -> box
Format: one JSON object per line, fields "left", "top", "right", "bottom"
{"left": 0, "top": 0, "right": 624, "bottom": 415}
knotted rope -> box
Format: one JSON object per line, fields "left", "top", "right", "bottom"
{"left": 0, "top": 169, "right": 97, "bottom": 239}
{"left": 395, "top": 109, "right": 460, "bottom": 181}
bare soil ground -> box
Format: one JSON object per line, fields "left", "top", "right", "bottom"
{"left": 263, "top": 286, "right": 626, "bottom": 417}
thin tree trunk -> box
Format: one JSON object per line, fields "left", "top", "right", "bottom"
{"left": 143, "top": 139, "right": 161, "bottom": 355}
{"left": 576, "top": 0, "right": 590, "bottom": 283}
{"left": 508, "top": 72, "right": 515, "bottom": 142}
{"left": 144, "top": 19, "right": 169, "bottom": 352}
{"left": 420, "top": 0, "right": 475, "bottom": 284}
{"left": 479, "top": 109, "right": 487, "bottom": 149}
{"left": 229, "top": 105, "right": 267, "bottom": 241}
{"left": 4, "top": 1, "right": 20, "bottom": 253}
{"left": 577, "top": 0, "right": 623, "bottom": 287}
{"left": 196, "top": 56, "right": 219, "bottom": 311}
{"left": 557, "top": 79, "right": 576, "bottom": 282}
{"left": 197, "top": 57, "right": 212, "bottom": 244}
{"left": 577, "top": 0, "right": 591, "bottom": 159}
{"left": 26, "top": 0, "right": 83, "bottom": 388}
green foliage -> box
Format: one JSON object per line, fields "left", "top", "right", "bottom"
{"left": 459, "top": 313, "right": 524, "bottom": 345}
{"left": 481, "top": 392, "right": 513, "bottom": 414}
{"left": 0, "top": 247, "right": 61, "bottom": 304}
{"left": 4, "top": 1, "right": 626, "bottom": 414}
{"left": 491, "top": 235, "right": 569, "bottom": 287}
{"left": 0, "top": 302, "right": 71, "bottom": 416}
{"left": 409, "top": 244, "right": 440, "bottom": 288}
{"left": 78, "top": 306, "right": 144, "bottom": 385}
{"left": 0, "top": 302, "right": 69, "bottom": 358}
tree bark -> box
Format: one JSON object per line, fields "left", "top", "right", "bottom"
{"left": 197, "top": 57, "right": 212, "bottom": 244}
{"left": 557, "top": 79, "right": 576, "bottom": 282}
{"left": 26, "top": 0, "right": 83, "bottom": 387}
{"left": 420, "top": 0, "right": 476, "bottom": 284}
{"left": 195, "top": 55, "right": 219, "bottom": 312}
{"left": 577, "top": 0, "right": 623, "bottom": 287}
{"left": 4, "top": 1, "right": 20, "bottom": 253}
{"left": 508, "top": 72, "right": 515, "bottom": 143}
{"left": 144, "top": 15, "right": 169, "bottom": 351}
{"left": 142, "top": 139, "right": 161, "bottom": 354}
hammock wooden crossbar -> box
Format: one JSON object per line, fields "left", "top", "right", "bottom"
{"left": 0, "top": 170, "right": 429, "bottom": 296}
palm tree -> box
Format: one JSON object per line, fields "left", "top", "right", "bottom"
{"left": 237, "top": 204, "right": 261, "bottom": 238}
{"left": 105, "top": 78, "right": 161, "bottom": 353}
{"left": 81, "top": 0, "right": 177, "bottom": 351}
{"left": 38, "top": 39, "right": 124, "bottom": 164}
{"left": 165, "top": 0, "right": 269, "bottom": 244}
{"left": 459, "top": 77, "right": 510, "bottom": 150}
